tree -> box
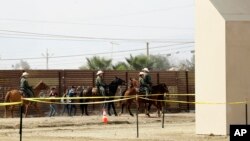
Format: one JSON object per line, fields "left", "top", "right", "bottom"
{"left": 149, "top": 55, "right": 171, "bottom": 71}
{"left": 125, "top": 54, "right": 171, "bottom": 71}
{"left": 13, "top": 60, "right": 30, "bottom": 70}
{"left": 85, "top": 56, "right": 112, "bottom": 70}
{"left": 125, "top": 54, "right": 154, "bottom": 70}
{"left": 178, "top": 55, "right": 195, "bottom": 71}
{"left": 112, "top": 62, "right": 129, "bottom": 70}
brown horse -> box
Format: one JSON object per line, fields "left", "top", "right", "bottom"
{"left": 4, "top": 81, "right": 49, "bottom": 118}
{"left": 119, "top": 78, "right": 169, "bottom": 117}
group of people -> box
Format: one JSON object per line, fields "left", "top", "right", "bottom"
{"left": 18, "top": 68, "right": 152, "bottom": 116}
{"left": 95, "top": 67, "right": 152, "bottom": 97}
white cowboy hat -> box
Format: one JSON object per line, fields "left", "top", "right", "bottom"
{"left": 22, "top": 72, "right": 29, "bottom": 77}
{"left": 96, "top": 70, "right": 104, "bottom": 75}
{"left": 139, "top": 72, "right": 144, "bottom": 75}
{"left": 142, "top": 68, "right": 149, "bottom": 72}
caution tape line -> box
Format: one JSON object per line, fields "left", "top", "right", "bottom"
{"left": 0, "top": 102, "right": 22, "bottom": 106}
{"left": 23, "top": 97, "right": 136, "bottom": 105}
{"left": 21, "top": 93, "right": 195, "bottom": 101}
{"left": 139, "top": 97, "right": 247, "bottom": 105}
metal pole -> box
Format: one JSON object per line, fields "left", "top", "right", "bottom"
{"left": 246, "top": 98, "right": 248, "bottom": 125}
{"left": 136, "top": 95, "right": 139, "bottom": 138}
{"left": 146, "top": 42, "right": 149, "bottom": 57}
{"left": 162, "top": 95, "right": 165, "bottom": 128}
{"left": 19, "top": 104, "right": 23, "bottom": 141}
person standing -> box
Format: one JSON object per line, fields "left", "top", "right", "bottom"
{"left": 48, "top": 87, "right": 58, "bottom": 117}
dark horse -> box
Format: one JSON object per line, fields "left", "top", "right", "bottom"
{"left": 79, "top": 76, "right": 126, "bottom": 116}
{"left": 4, "top": 81, "right": 49, "bottom": 118}
{"left": 120, "top": 78, "right": 169, "bottom": 117}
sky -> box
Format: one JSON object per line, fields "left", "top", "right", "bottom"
{"left": 0, "top": 0, "right": 194, "bottom": 69}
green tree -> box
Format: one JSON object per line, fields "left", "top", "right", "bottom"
{"left": 85, "top": 56, "right": 112, "bottom": 70}
{"left": 149, "top": 55, "right": 171, "bottom": 71}
{"left": 125, "top": 54, "right": 154, "bottom": 70}
{"left": 112, "top": 62, "right": 129, "bottom": 70}
{"left": 125, "top": 54, "right": 171, "bottom": 71}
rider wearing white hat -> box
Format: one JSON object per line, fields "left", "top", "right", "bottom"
{"left": 95, "top": 70, "right": 106, "bottom": 96}
{"left": 95, "top": 70, "right": 107, "bottom": 110}
{"left": 141, "top": 68, "right": 152, "bottom": 97}
{"left": 20, "top": 71, "right": 34, "bottom": 97}
{"left": 142, "top": 68, "right": 149, "bottom": 73}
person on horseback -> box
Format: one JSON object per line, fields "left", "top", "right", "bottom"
{"left": 138, "top": 71, "right": 150, "bottom": 98}
{"left": 95, "top": 70, "right": 107, "bottom": 96}
{"left": 142, "top": 68, "right": 152, "bottom": 96}
{"left": 20, "top": 72, "right": 34, "bottom": 97}
{"left": 95, "top": 70, "right": 108, "bottom": 111}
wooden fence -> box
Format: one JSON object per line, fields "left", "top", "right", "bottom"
{"left": 0, "top": 70, "right": 195, "bottom": 116}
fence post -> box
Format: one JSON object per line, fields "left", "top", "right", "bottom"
{"left": 19, "top": 104, "right": 23, "bottom": 141}
{"left": 185, "top": 71, "right": 190, "bottom": 112}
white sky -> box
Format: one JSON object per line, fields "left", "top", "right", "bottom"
{"left": 0, "top": 0, "right": 194, "bottom": 69}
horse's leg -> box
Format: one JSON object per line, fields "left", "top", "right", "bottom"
{"left": 119, "top": 102, "right": 125, "bottom": 116}
{"left": 4, "top": 106, "right": 8, "bottom": 118}
{"left": 34, "top": 103, "right": 42, "bottom": 117}
{"left": 127, "top": 101, "right": 134, "bottom": 117}
{"left": 10, "top": 106, "right": 14, "bottom": 118}
{"left": 24, "top": 105, "right": 29, "bottom": 117}
{"left": 85, "top": 105, "right": 89, "bottom": 116}
{"left": 107, "top": 103, "right": 112, "bottom": 116}
{"left": 111, "top": 102, "right": 118, "bottom": 116}
{"left": 157, "top": 101, "right": 163, "bottom": 117}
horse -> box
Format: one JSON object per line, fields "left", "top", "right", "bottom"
{"left": 78, "top": 86, "right": 91, "bottom": 116}
{"left": 119, "top": 78, "right": 169, "bottom": 117}
{"left": 4, "top": 81, "right": 50, "bottom": 118}
{"left": 79, "top": 76, "right": 126, "bottom": 116}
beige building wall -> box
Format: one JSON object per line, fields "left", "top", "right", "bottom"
{"left": 226, "top": 21, "right": 250, "bottom": 126}
{"left": 195, "top": 0, "right": 227, "bottom": 135}
{"left": 196, "top": 0, "right": 250, "bottom": 135}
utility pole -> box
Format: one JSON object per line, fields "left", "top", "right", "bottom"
{"left": 110, "top": 42, "right": 119, "bottom": 60}
{"left": 42, "top": 49, "right": 53, "bottom": 70}
{"left": 146, "top": 42, "right": 149, "bottom": 57}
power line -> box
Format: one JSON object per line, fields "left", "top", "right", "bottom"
{"left": 0, "top": 43, "right": 194, "bottom": 61}
{"left": 0, "top": 29, "right": 194, "bottom": 43}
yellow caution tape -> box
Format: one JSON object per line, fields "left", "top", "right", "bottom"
{"left": 0, "top": 102, "right": 22, "bottom": 106}
{"left": 139, "top": 97, "right": 247, "bottom": 105}
{"left": 23, "top": 97, "right": 136, "bottom": 105}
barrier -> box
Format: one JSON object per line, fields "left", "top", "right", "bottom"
{"left": 0, "top": 102, "right": 22, "bottom": 106}
{"left": 1, "top": 93, "right": 248, "bottom": 141}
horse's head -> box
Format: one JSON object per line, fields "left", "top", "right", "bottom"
{"left": 160, "top": 83, "right": 169, "bottom": 93}
{"left": 33, "top": 81, "right": 50, "bottom": 97}
{"left": 111, "top": 76, "right": 126, "bottom": 86}
{"left": 129, "top": 78, "right": 139, "bottom": 88}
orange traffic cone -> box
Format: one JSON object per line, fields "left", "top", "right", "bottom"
{"left": 102, "top": 109, "right": 108, "bottom": 124}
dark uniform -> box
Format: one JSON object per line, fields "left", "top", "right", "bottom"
{"left": 143, "top": 73, "right": 152, "bottom": 96}
{"left": 95, "top": 75, "right": 106, "bottom": 96}
{"left": 20, "top": 77, "right": 34, "bottom": 97}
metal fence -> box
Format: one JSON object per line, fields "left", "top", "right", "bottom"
{"left": 0, "top": 70, "right": 195, "bottom": 116}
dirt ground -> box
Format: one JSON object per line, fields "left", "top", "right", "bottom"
{"left": 0, "top": 113, "right": 228, "bottom": 141}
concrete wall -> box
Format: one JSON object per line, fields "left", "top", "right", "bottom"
{"left": 196, "top": 0, "right": 250, "bottom": 135}
{"left": 195, "top": 0, "right": 227, "bottom": 135}
{"left": 226, "top": 21, "right": 250, "bottom": 127}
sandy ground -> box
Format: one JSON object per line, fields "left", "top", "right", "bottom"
{"left": 0, "top": 113, "right": 228, "bottom": 141}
